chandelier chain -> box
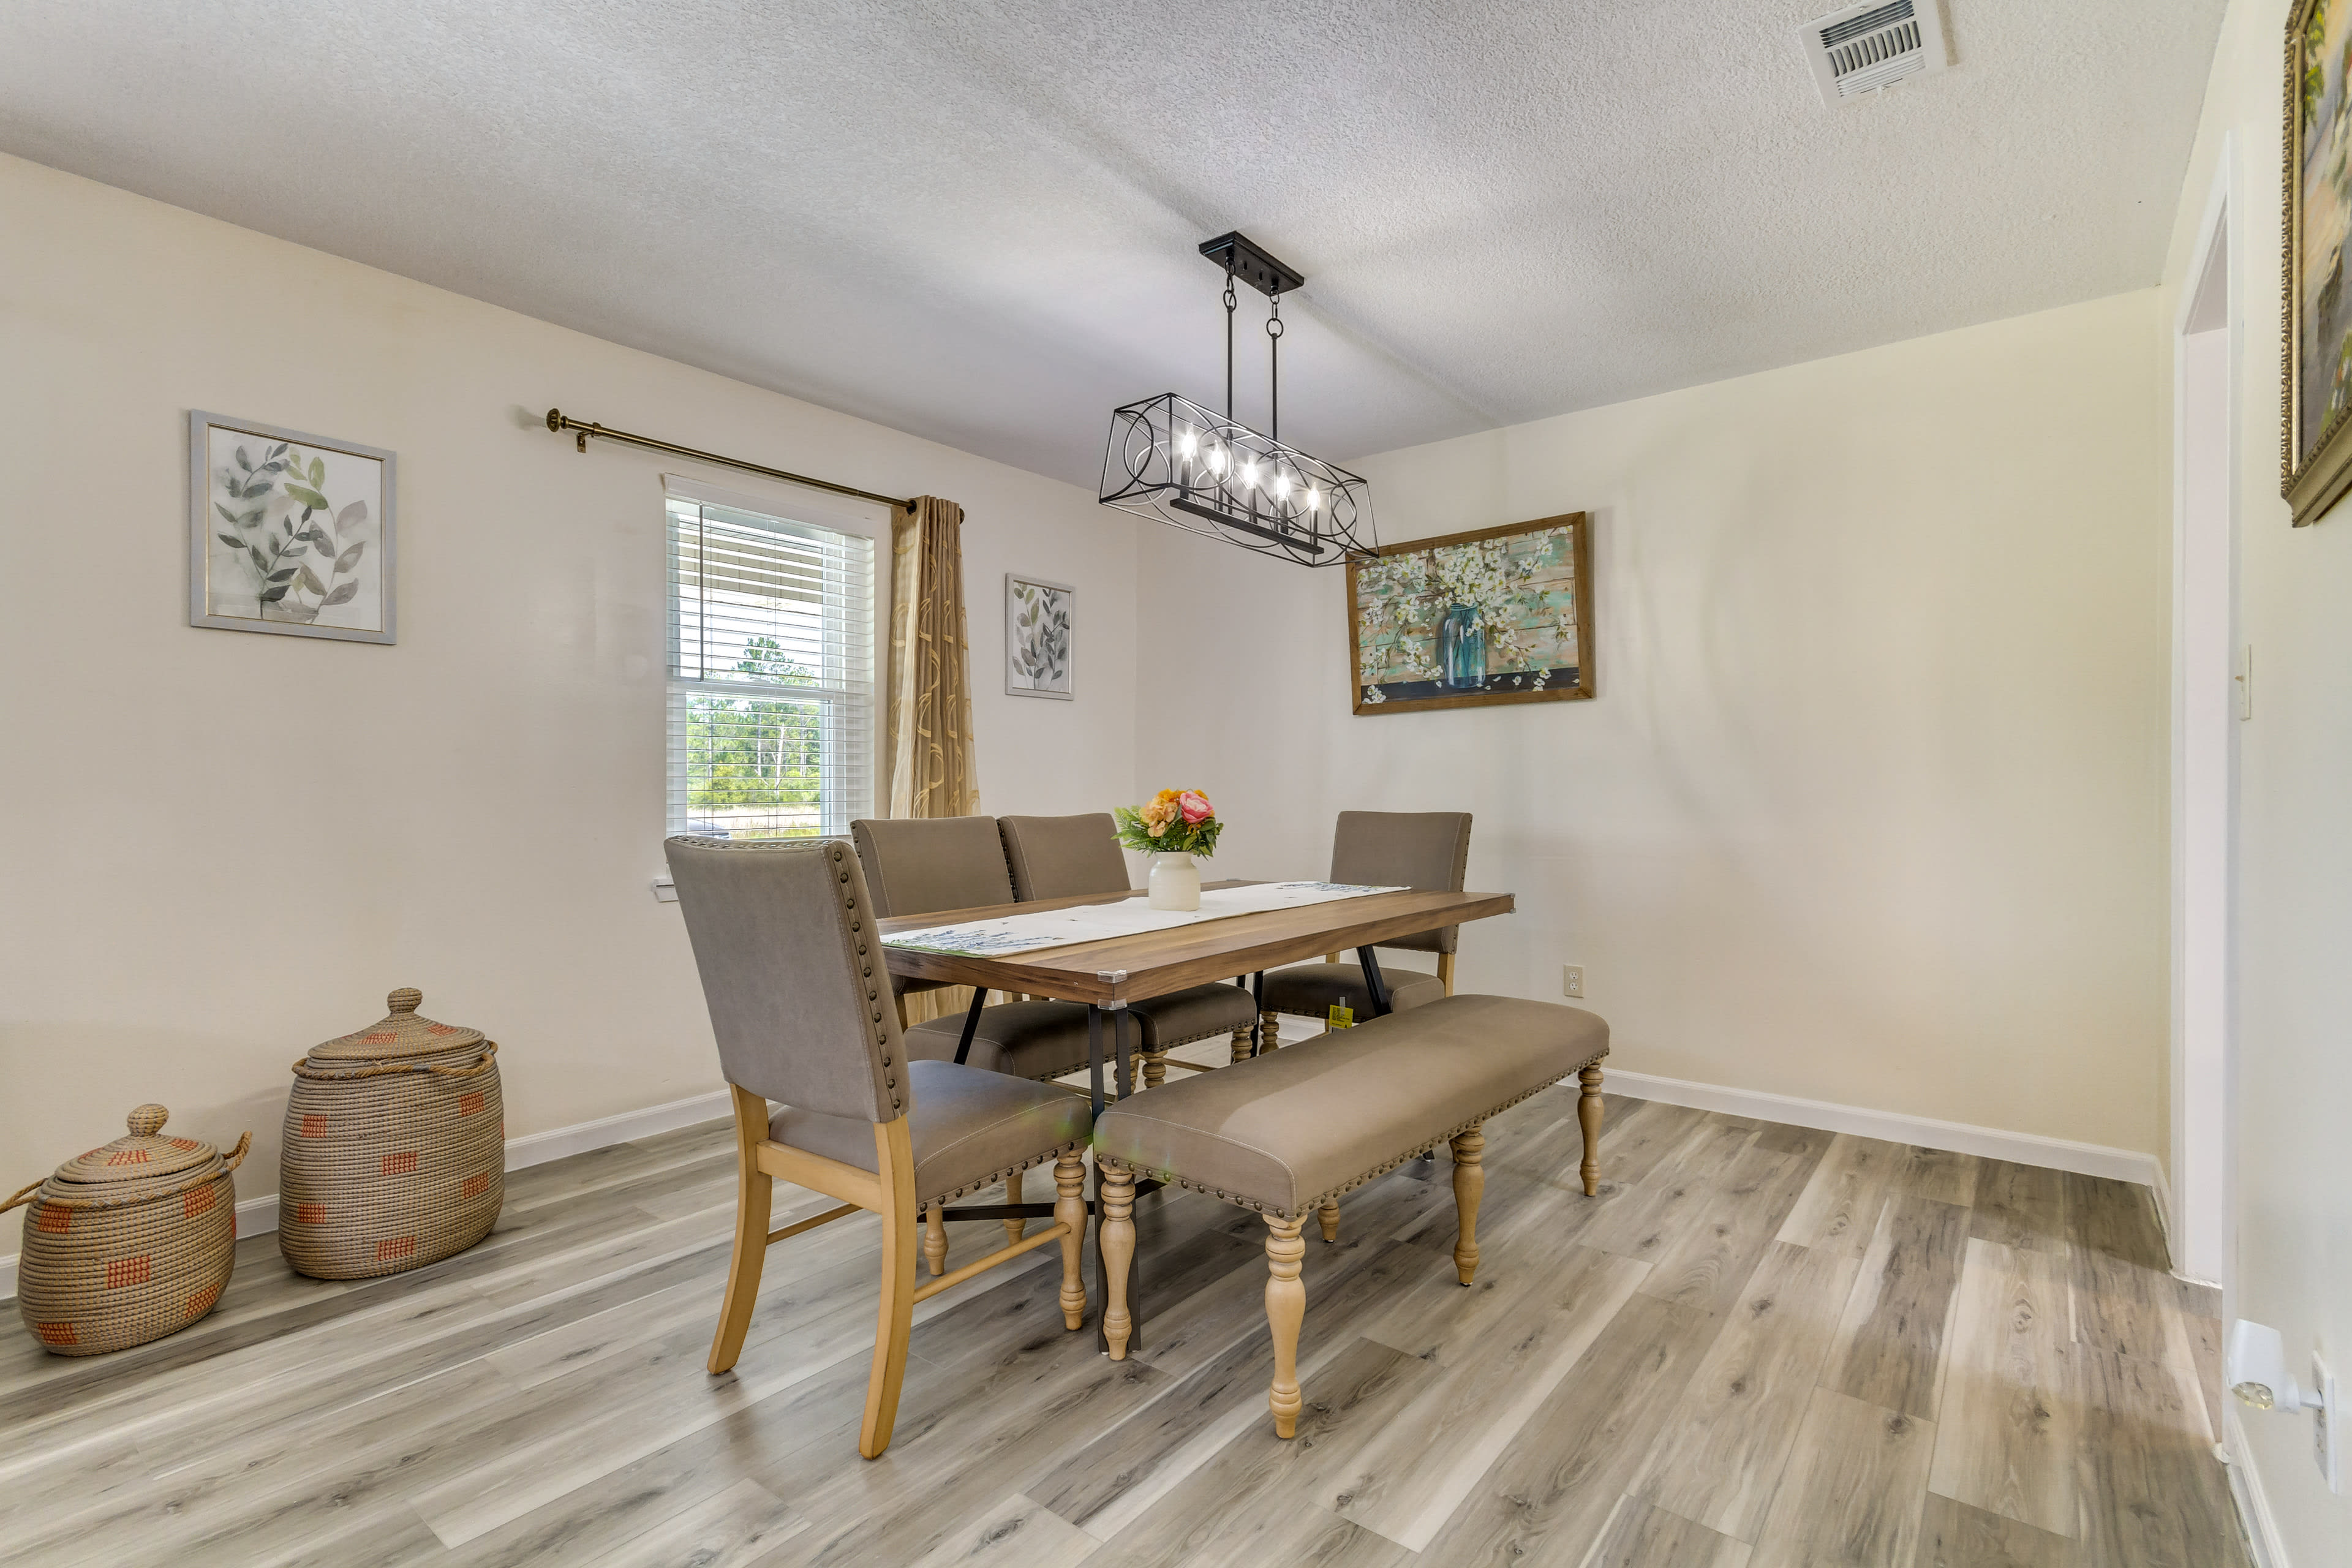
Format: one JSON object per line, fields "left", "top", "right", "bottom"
{"left": 1267, "top": 290, "right": 1283, "bottom": 443}
{"left": 1223, "top": 265, "right": 1238, "bottom": 421}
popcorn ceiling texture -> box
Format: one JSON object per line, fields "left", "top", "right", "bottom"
{"left": 0, "top": 0, "right": 2222, "bottom": 484}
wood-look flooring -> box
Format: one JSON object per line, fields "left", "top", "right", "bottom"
{"left": 0, "top": 1040, "right": 2248, "bottom": 1567}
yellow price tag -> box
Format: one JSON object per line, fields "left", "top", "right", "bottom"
{"left": 1327, "top": 1003, "right": 1354, "bottom": 1030}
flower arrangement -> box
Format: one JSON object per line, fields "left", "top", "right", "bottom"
{"left": 1115, "top": 788, "right": 1222, "bottom": 857}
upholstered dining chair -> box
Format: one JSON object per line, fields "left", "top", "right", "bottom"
{"left": 1257, "top": 811, "right": 1474, "bottom": 1050}
{"left": 998, "top": 813, "right": 1262, "bottom": 1082}
{"left": 664, "top": 835, "right": 1090, "bottom": 1460}
{"left": 850, "top": 815, "right": 1110, "bottom": 1272}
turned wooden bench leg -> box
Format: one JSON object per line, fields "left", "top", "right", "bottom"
{"left": 1101, "top": 1166, "right": 1137, "bottom": 1358}
{"left": 1229, "top": 1023, "right": 1253, "bottom": 1063}
{"left": 1450, "top": 1125, "right": 1485, "bottom": 1285}
{"left": 1003, "top": 1168, "right": 1025, "bottom": 1246}
{"left": 1054, "top": 1153, "right": 1087, "bottom": 1330}
{"left": 923, "top": 1204, "right": 948, "bottom": 1276}
{"left": 1259, "top": 1011, "right": 1281, "bottom": 1052}
{"left": 1577, "top": 1064, "right": 1604, "bottom": 1196}
{"left": 1265, "top": 1214, "right": 1307, "bottom": 1438}
{"left": 1317, "top": 1198, "right": 1341, "bottom": 1243}
{"left": 1142, "top": 1049, "right": 1168, "bottom": 1090}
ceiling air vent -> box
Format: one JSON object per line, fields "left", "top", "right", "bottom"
{"left": 1798, "top": 0, "right": 1947, "bottom": 104}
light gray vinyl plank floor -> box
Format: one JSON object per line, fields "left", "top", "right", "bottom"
{"left": 0, "top": 1071, "right": 2253, "bottom": 1568}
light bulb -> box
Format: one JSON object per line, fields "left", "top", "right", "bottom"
{"left": 1305, "top": 486, "right": 1322, "bottom": 511}
{"left": 1207, "top": 445, "right": 1226, "bottom": 475}
{"left": 1273, "top": 471, "right": 1292, "bottom": 501}
{"left": 1177, "top": 427, "right": 1197, "bottom": 458}
{"left": 1241, "top": 461, "right": 1261, "bottom": 489}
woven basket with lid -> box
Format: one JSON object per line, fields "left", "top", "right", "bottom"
{"left": 4, "top": 1104, "right": 249, "bottom": 1355}
{"left": 279, "top": 987, "right": 503, "bottom": 1280}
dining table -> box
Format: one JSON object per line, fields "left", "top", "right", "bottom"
{"left": 879, "top": 878, "right": 1516, "bottom": 1349}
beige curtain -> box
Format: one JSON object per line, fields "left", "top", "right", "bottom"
{"left": 888, "top": 495, "right": 983, "bottom": 1025}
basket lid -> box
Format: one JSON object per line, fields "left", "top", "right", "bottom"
{"left": 307, "top": 987, "right": 484, "bottom": 1062}
{"left": 51, "top": 1104, "right": 224, "bottom": 1188}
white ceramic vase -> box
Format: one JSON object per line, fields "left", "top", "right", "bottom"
{"left": 1147, "top": 852, "right": 1201, "bottom": 911}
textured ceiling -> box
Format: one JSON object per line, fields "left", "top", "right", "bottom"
{"left": 0, "top": 1, "right": 2224, "bottom": 485}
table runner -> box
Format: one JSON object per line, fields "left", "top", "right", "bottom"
{"left": 883, "top": 881, "right": 1406, "bottom": 959}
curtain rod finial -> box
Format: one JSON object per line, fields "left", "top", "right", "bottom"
{"left": 545, "top": 407, "right": 562, "bottom": 432}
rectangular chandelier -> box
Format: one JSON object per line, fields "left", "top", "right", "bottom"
{"left": 1099, "top": 392, "right": 1375, "bottom": 567}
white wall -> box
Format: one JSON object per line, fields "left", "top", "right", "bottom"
{"left": 0, "top": 154, "right": 1137, "bottom": 1214}
{"left": 1137, "top": 292, "right": 2170, "bottom": 1160}
{"left": 2159, "top": 1, "right": 2352, "bottom": 1558}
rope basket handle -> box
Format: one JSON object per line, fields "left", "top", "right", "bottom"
{"left": 1, "top": 1179, "right": 38, "bottom": 1216}
{"left": 221, "top": 1131, "right": 252, "bottom": 1173}
{"left": 290, "top": 1040, "right": 499, "bottom": 1082}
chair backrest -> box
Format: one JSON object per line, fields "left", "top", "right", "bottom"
{"left": 849, "top": 816, "right": 1016, "bottom": 917}
{"left": 998, "top": 813, "right": 1131, "bottom": 901}
{"left": 1329, "top": 810, "right": 1474, "bottom": 955}
{"left": 664, "top": 836, "right": 907, "bottom": 1122}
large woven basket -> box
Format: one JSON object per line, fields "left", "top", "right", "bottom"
{"left": 5, "top": 1105, "right": 249, "bottom": 1356}
{"left": 279, "top": 987, "right": 503, "bottom": 1280}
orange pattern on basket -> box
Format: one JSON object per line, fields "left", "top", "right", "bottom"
{"left": 301, "top": 1114, "right": 328, "bottom": 1138}
{"left": 363, "top": 1032, "right": 397, "bottom": 1044}
{"left": 35, "top": 1207, "right": 69, "bottom": 1234}
{"left": 168, "top": 1138, "right": 200, "bottom": 1151}
{"left": 36, "top": 1323, "right": 77, "bottom": 1347}
{"left": 375, "top": 1237, "right": 418, "bottom": 1262}
{"left": 104, "top": 1256, "right": 153, "bottom": 1289}
{"left": 185, "top": 1285, "right": 221, "bottom": 1319}
{"left": 105, "top": 1150, "right": 150, "bottom": 1166}
{"left": 460, "top": 1172, "right": 491, "bottom": 1200}
{"left": 294, "top": 1202, "right": 326, "bottom": 1224}
{"left": 183, "top": 1185, "right": 217, "bottom": 1219}
{"left": 382, "top": 1152, "right": 419, "bottom": 1177}
{"left": 459, "top": 1091, "right": 486, "bottom": 1116}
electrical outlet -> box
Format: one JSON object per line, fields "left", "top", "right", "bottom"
{"left": 2316, "top": 1354, "right": 2342, "bottom": 1493}
{"left": 1562, "top": 965, "right": 1584, "bottom": 999}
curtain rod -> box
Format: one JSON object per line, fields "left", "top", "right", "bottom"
{"left": 544, "top": 409, "right": 916, "bottom": 513}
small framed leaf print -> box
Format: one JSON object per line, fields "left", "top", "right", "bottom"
{"left": 189, "top": 412, "right": 396, "bottom": 643}
{"left": 1005, "top": 573, "right": 1072, "bottom": 699}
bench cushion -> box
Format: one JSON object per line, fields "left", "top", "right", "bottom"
{"left": 1259, "top": 961, "right": 1444, "bottom": 1020}
{"left": 1092, "top": 994, "right": 1607, "bottom": 1218}
{"left": 774, "top": 1059, "right": 1091, "bottom": 1205}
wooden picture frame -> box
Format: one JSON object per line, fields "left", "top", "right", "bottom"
{"left": 1346, "top": 512, "right": 1594, "bottom": 715}
{"left": 2286, "top": 0, "right": 2352, "bottom": 524}
{"left": 189, "top": 412, "right": 397, "bottom": 642}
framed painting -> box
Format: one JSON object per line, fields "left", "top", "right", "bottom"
{"left": 2289, "top": 0, "right": 2352, "bottom": 524}
{"left": 1347, "top": 512, "right": 1594, "bottom": 715}
{"left": 1005, "top": 573, "right": 1073, "bottom": 699}
{"left": 189, "top": 412, "right": 396, "bottom": 641}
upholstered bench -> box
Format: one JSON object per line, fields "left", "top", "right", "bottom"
{"left": 1092, "top": 993, "right": 1609, "bottom": 1437}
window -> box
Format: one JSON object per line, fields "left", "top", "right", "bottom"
{"left": 667, "top": 488, "right": 875, "bottom": 839}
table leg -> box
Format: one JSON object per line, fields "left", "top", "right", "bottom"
{"left": 952, "top": 987, "right": 987, "bottom": 1065}
{"left": 1356, "top": 947, "right": 1392, "bottom": 1017}
{"left": 1094, "top": 1007, "right": 1144, "bottom": 1354}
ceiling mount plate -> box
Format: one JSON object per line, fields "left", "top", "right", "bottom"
{"left": 1199, "top": 232, "right": 1305, "bottom": 298}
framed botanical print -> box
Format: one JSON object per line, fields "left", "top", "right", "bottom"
{"left": 189, "top": 412, "right": 396, "bottom": 641}
{"left": 1005, "top": 573, "right": 1073, "bottom": 699}
{"left": 2288, "top": 0, "right": 2352, "bottom": 524}
{"left": 1346, "top": 512, "right": 1594, "bottom": 715}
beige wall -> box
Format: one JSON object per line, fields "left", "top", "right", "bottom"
{"left": 1137, "top": 292, "right": 2170, "bottom": 1158}
{"left": 0, "top": 154, "right": 1136, "bottom": 1215}
{"left": 2160, "top": 0, "right": 2352, "bottom": 1556}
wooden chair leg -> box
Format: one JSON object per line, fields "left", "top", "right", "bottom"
{"left": 1003, "top": 1169, "right": 1025, "bottom": 1247}
{"left": 1054, "top": 1154, "right": 1087, "bottom": 1330}
{"left": 1260, "top": 1011, "right": 1281, "bottom": 1052}
{"left": 1229, "top": 1024, "right": 1253, "bottom": 1064}
{"left": 1317, "top": 1198, "right": 1341, "bottom": 1243}
{"left": 1577, "top": 1065, "right": 1604, "bottom": 1196}
{"left": 923, "top": 1204, "right": 948, "bottom": 1276}
{"left": 1264, "top": 1215, "right": 1307, "bottom": 1438}
{"left": 1101, "top": 1166, "right": 1137, "bottom": 1359}
{"left": 859, "top": 1118, "right": 918, "bottom": 1460}
{"left": 1142, "top": 1049, "right": 1168, "bottom": 1090}
{"left": 1437, "top": 951, "right": 1457, "bottom": 996}
{"left": 707, "top": 1085, "right": 772, "bottom": 1375}
{"left": 1450, "top": 1125, "right": 1485, "bottom": 1285}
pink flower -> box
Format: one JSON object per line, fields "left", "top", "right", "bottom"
{"left": 1177, "top": 791, "right": 1213, "bottom": 824}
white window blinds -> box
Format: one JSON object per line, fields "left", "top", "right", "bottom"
{"left": 667, "top": 493, "right": 876, "bottom": 840}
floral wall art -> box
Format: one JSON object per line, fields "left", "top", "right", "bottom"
{"left": 1005, "top": 573, "right": 1072, "bottom": 698}
{"left": 189, "top": 412, "right": 395, "bottom": 643}
{"left": 1346, "top": 513, "right": 1593, "bottom": 714}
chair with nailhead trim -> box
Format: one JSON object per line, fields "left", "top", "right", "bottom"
{"left": 664, "top": 835, "right": 1093, "bottom": 1460}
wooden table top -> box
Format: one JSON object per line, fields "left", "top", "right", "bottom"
{"left": 878, "top": 881, "right": 1515, "bottom": 1004}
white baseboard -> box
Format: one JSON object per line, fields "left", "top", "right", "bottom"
{"left": 0, "top": 1089, "right": 733, "bottom": 1303}
{"left": 2225, "top": 1403, "right": 2292, "bottom": 1568}
{"left": 1605, "top": 1068, "right": 2166, "bottom": 1188}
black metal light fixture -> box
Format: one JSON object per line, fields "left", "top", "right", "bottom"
{"left": 1098, "top": 233, "right": 1376, "bottom": 567}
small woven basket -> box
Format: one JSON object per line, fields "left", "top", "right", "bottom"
{"left": 279, "top": 987, "right": 503, "bottom": 1280}
{"left": 5, "top": 1105, "right": 249, "bottom": 1356}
